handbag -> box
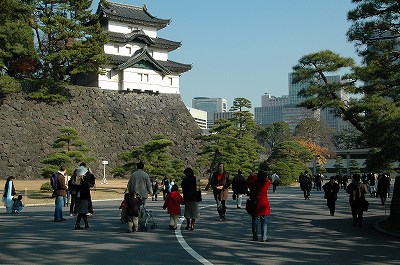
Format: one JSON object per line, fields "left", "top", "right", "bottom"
{"left": 245, "top": 198, "right": 257, "bottom": 216}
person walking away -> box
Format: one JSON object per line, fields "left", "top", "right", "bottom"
{"left": 299, "top": 171, "right": 312, "bottom": 200}
{"left": 377, "top": 173, "right": 390, "bottom": 206}
{"left": 323, "top": 176, "right": 340, "bottom": 215}
{"left": 74, "top": 165, "right": 91, "bottom": 229}
{"left": 68, "top": 172, "right": 78, "bottom": 216}
{"left": 246, "top": 163, "right": 271, "bottom": 242}
{"left": 162, "top": 184, "right": 184, "bottom": 230}
{"left": 271, "top": 173, "right": 280, "bottom": 193}
{"left": 126, "top": 192, "right": 142, "bottom": 233}
{"left": 210, "top": 163, "right": 231, "bottom": 221}
{"left": 337, "top": 173, "right": 343, "bottom": 189}
{"left": 2, "top": 176, "right": 16, "bottom": 213}
{"left": 342, "top": 174, "right": 348, "bottom": 190}
{"left": 151, "top": 178, "right": 159, "bottom": 201}
{"left": 64, "top": 173, "right": 71, "bottom": 207}
{"left": 367, "top": 173, "right": 377, "bottom": 197}
{"left": 53, "top": 166, "right": 67, "bottom": 222}
{"left": 232, "top": 169, "right": 248, "bottom": 207}
{"left": 162, "top": 176, "right": 170, "bottom": 200}
{"left": 127, "top": 161, "right": 152, "bottom": 205}
{"left": 315, "top": 173, "right": 322, "bottom": 191}
{"left": 346, "top": 173, "right": 368, "bottom": 227}
{"left": 181, "top": 167, "right": 202, "bottom": 231}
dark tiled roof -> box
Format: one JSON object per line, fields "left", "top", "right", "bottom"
{"left": 108, "top": 52, "right": 191, "bottom": 75}
{"left": 158, "top": 60, "right": 192, "bottom": 74}
{"left": 107, "top": 31, "right": 181, "bottom": 51}
{"left": 97, "top": 2, "right": 170, "bottom": 30}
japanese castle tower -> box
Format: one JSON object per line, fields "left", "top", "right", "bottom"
{"left": 76, "top": 1, "right": 191, "bottom": 94}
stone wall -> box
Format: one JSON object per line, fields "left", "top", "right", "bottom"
{"left": 0, "top": 86, "right": 202, "bottom": 178}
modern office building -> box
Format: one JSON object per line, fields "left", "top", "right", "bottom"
{"left": 187, "top": 108, "right": 207, "bottom": 130}
{"left": 255, "top": 93, "right": 288, "bottom": 127}
{"left": 214, "top": 111, "right": 234, "bottom": 123}
{"left": 255, "top": 73, "right": 354, "bottom": 131}
{"left": 192, "top": 97, "right": 227, "bottom": 128}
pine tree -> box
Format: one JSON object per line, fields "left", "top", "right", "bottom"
{"left": 41, "top": 127, "right": 95, "bottom": 177}
{"left": 0, "top": 0, "right": 37, "bottom": 77}
{"left": 116, "top": 134, "right": 184, "bottom": 181}
{"left": 31, "top": 0, "right": 108, "bottom": 81}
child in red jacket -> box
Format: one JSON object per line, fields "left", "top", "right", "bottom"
{"left": 163, "top": 184, "right": 184, "bottom": 230}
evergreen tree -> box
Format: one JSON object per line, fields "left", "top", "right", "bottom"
{"left": 196, "top": 118, "right": 261, "bottom": 177}
{"left": 333, "top": 156, "right": 345, "bottom": 175}
{"left": 347, "top": 0, "right": 400, "bottom": 163}
{"left": 116, "top": 134, "right": 184, "bottom": 181}
{"left": 41, "top": 127, "right": 95, "bottom": 177}
{"left": 229, "top": 97, "right": 256, "bottom": 138}
{"left": 31, "top": 0, "right": 108, "bottom": 81}
{"left": 257, "top": 121, "right": 291, "bottom": 150}
{"left": 267, "top": 140, "right": 313, "bottom": 184}
{"left": 349, "top": 159, "right": 360, "bottom": 174}
{"left": 0, "top": 0, "right": 37, "bottom": 78}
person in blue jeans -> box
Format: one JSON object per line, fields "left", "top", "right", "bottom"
{"left": 246, "top": 163, "right": 271, "bottom": 242}
{"left": 53, "top": 166, "right": 68, "bottom": 222}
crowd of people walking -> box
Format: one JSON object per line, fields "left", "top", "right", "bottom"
{"left": 2, "top": 160, "right": 396, "bottom": 242}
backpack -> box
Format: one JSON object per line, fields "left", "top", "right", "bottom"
{"left": 85, "top": 172, "right": 96, "bottom": 188}
{"left": 51, "top": 172, "right": 60, "bottom": 190}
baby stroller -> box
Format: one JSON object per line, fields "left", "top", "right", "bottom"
{"left": 139, "top": 204, "right": 157, "bottom": 231}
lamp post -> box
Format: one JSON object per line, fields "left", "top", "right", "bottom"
{"left": 101, "top": 160, "right": 108, "bottom": 184}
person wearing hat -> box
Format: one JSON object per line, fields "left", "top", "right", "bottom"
{"left": 74, "top": 163, "right": 92, "bottom": 229}
{"left": 323, "top": 176, "right": 340, "bottom": 216}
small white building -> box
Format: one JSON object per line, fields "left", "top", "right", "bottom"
{"left": 74, "top": 2, "right": 191, "bottom": 94}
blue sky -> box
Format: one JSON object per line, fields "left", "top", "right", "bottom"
{"left": 91, "top": 0, "right": 360, "bottom": 109}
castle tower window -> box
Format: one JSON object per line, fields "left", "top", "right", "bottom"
{"left": 169, "top": 77, "right": 173, "bottom": 86}
{"left": 139, "top": 73, "right": 149, "bottom": 82}
{"left": 114, "top": 45, "right": 119, "bottom": 53}
{"left": 127, "top": 47, "right": 131, "bottom": 54}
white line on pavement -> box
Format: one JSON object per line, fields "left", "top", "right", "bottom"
{"left": 175, "top": 204, "right": 215, "bottom": 265}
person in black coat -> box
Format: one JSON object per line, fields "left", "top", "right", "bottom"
{"left": 346, "top": 173, "right": 368, "bottom": 227}
{"left": 232, "top": 169, "right": 247, "bottom": 209}
{"left": 323, "top": 176, "right": 340, "bottom": 215}
{"left": 181, "top": 167, "right": 202, "bottom": 230}
{"left": 377, "top": 173, "right": 390, "bottom": 205}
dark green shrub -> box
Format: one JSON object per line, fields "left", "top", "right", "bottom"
{"left": 40, "top": 182, "right": 52, "bottom": 191}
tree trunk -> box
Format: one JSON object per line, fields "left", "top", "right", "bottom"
{"left": 388, "top": 176, "right": 400, "bottom": 228}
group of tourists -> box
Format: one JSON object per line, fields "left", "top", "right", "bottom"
{"left": 301, "top": 170, "right": 393, "bottom": 227}
{"left": 51, "top": 163, "right": 96, "bottom": 229}
{"left": 3, "top": 161, "right": 396, "bottom": 242}
{"left": 121, "top": 161, "right": 202, "bottom": 232}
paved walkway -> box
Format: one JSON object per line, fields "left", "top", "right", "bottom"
{"left": 0, "top": 187, "right": 399, "bottom": 264}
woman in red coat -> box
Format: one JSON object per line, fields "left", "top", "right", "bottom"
{"left": 246, "top": 167, "right": 271, "bottom": 242}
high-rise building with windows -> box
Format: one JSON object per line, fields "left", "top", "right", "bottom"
{"left": 255, "top": 73, "right": 354, "bottom": 131}
{"left": 187, "top": 108, "right": 207, "bottom": 130}
{"left": 255, "top": 93, "right": 288, "bottom": 127}
{"left": 192, "top": 97, "right": 227, "bottom": 128}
